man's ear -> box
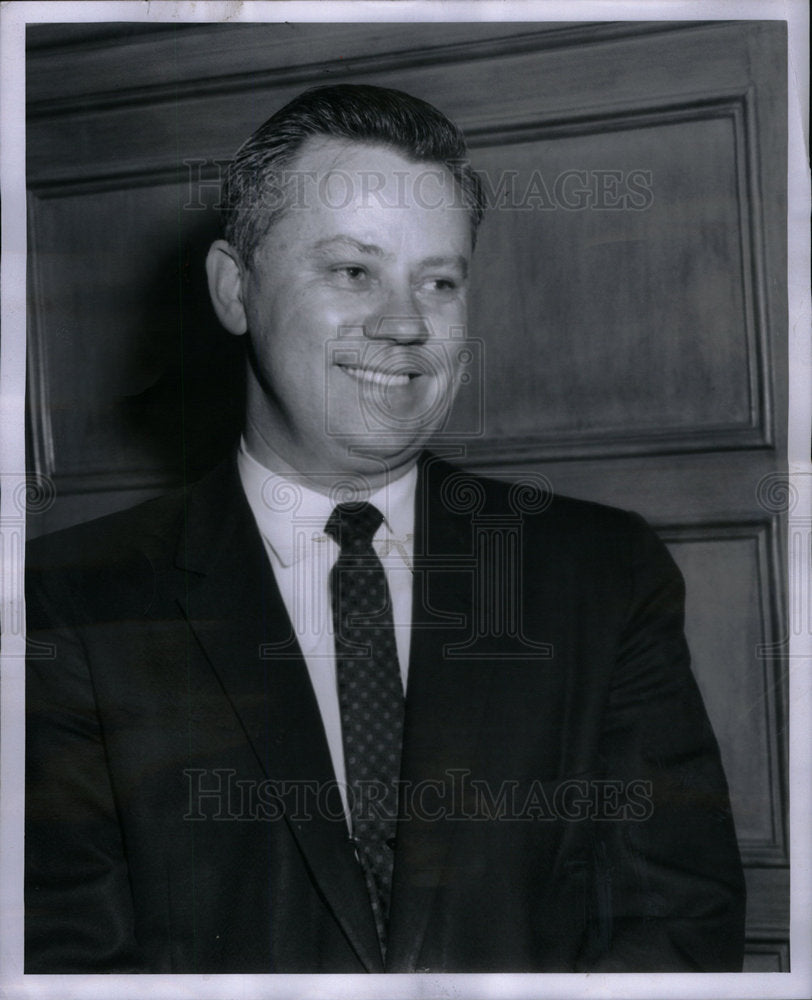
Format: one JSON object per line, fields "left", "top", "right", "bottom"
{"left": 206, "top": 239, "right": 248, "bottom": 335}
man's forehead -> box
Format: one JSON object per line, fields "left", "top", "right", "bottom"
{"left": 289, "top": 134, "right": 458, "bottom": 201}
{"left": 253, "top": 137, "right": 472, "bottom": 258}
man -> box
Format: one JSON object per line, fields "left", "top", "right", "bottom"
{"left": 25, "top": 84, "right": 745, "bottom": 973}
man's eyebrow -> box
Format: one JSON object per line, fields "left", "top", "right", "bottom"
{"left": 419, "top": 255, "right": 469, "bottom": 278}
{"left": 308, "top": 240, "right": 468, "bottom": 277}
{"left": 310, "top": 236, "right": 387, "bottom": 257}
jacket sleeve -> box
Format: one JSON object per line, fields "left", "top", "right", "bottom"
{"left": 581, "top": 513, "right": 746, "bottom": 971}
{"left": 25, "top": 565, "right": 145, "bottom": 973}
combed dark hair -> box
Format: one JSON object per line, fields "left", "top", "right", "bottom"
{"left": 220, "top": 84, "right": 486, "bottom": 265}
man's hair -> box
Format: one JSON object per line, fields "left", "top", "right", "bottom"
{"left": 220, "top": 83, "right": 486, "bottom": 265}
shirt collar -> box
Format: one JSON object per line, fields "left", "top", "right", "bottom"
{"left": 237, "top": 439, "right": 417, "bottom": 569}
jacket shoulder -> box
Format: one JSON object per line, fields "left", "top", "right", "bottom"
{"left": 24, "top": 467, "right": 219, "bottom": 629}
{"left": 422, "top": 454, "right": 646, "bottom": 537}
{"left": 26, "top": 486, "right": 188, "bottom": 575}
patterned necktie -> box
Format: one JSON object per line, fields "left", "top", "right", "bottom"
{"left": 325, "top": 501, "right": 404, "bottom": 958}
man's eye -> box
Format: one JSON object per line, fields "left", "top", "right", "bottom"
{"left": 331, "top": 265, "right": 368, "bottom": 282}
{"left": 420, "top": 277, "right": 459, "bottom": 294}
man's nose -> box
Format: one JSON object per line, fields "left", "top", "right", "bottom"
{"left": 364, "top": 288, "right": 430, "bottom": 344}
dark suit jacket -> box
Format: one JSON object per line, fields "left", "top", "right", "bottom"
{"left": 25, "top": 453, "right": 745, "bottom": 973}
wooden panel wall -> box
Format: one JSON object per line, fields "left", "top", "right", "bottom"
{"left": 26, "top": 20, "right": 789, "bottom": 969}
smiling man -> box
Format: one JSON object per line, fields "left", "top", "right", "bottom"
{"left": 207, "top": 134, "right": 472, "bottom": 486}
{"left": 25, "top": 84, "right": 746, "bottom": 974}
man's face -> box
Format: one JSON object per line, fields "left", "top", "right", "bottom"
{"left": 236, "top": 137, "right": 472, "bottom": 487}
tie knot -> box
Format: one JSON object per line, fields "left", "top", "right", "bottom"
{"left": 325, "top": 502, "right": 384, "bottom": 550}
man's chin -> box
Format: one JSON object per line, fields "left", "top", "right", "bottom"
{"left": 331, "top": 434, "right": 429, "bottom": 476}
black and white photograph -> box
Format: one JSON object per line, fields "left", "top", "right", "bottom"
{"left": 1, "top": 3, "right": 809, "bottom": 997}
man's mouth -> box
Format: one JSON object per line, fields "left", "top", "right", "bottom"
{"left": 338, "top": 364, "right": 419, "bottom": 387}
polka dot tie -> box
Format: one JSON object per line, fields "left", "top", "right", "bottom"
{"left": 325, "top": 502, "right": 404, "bottom": 958}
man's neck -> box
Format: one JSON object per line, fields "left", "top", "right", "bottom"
{"left": 241, "top": 428, "right": 419, "bottom": 499}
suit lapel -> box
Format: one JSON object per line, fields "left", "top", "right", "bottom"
{"left": 173, "top": 460, "right": 383, "bottom": 972}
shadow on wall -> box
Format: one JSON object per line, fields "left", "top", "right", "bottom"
{"left": 117, "top": 214, "right": 245, "bottom": 481}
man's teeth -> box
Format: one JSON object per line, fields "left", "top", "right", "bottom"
{"left": 342, "top": 365, "right": 413, "bottom": 386}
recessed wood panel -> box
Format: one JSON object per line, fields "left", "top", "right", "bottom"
{"left": 28, "top": 186, "right": 242, "bottom": 486}
{"left": 744, "top": 866, "right": 790, "bottom": 940}
{"left": 456, "top": 105, "right": 763, "bottom": 456}
{"left": 663, "top": 523, "right": 786, "bottom": 865}
{"left": 743, "top": 943, "right": 789, "bottom": 972}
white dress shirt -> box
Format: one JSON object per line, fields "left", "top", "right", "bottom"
{"left": 237, "top": 441, "right": 416, "bottom": 822}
